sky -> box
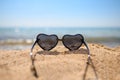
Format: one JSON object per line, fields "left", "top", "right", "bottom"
{"left": 0, "top": 0, "right": 120, "bottom": 27}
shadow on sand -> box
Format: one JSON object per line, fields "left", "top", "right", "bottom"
{"left": 30, "top": 49, "right": 98, "bottom": 80}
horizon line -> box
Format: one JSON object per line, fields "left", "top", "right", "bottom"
{"left": 0, "top": 26, "right": 120, "bottom": 28}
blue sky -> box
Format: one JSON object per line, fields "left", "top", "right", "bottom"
{"left": 0, "top": 0, "right": 120, "bottom": 27}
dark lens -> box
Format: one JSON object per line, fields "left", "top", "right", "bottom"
{"left": 62, "top": 34, "right": 83, "bottom": 51}
{"left": 37, "top": 34, "right": 58, "bottom": 51}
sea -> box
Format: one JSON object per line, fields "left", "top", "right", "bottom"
{"left": 0, "top": 27, "right": 120, "bottom": 50}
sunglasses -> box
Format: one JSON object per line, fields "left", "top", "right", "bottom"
{"left": 30, "top": 33, "right": 91, "bottom": 78}
{"left": 30, "top": 33, "right": 90, "bottom": 60}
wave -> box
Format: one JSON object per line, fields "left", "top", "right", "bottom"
{"left": 0, "top": 39, "right": 35, "bottom": 45}
{"left": 0, "top": 37, "right": 120, "bottom": 50}
{"left": 0, "top": 37, "right": 120, "bottom": 45}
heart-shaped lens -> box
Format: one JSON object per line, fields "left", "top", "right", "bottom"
{"left": 37, "top": 34, "right": 58, "bottom": 51}
{"left": 62, "top": 34, "right": 83, "bottom": 51}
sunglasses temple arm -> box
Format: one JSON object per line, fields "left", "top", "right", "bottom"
{"left": 30, "top": 40, "right": 37, "bottom": 57}
{"left": 83, "top": 41, "right": 91, "bottom": 63}
{"left": 30, "top": 40, "right": 39, "bottom": 78}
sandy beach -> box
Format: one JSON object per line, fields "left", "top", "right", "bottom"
{"left": 0, "top": 43, "right": 120, "bottom": 80}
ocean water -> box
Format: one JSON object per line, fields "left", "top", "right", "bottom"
{"left": 0, "top": 27, "right": 120, "bottom": 50}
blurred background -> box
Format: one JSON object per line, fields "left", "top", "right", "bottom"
{"left": 0, "top": 0, "right": 120, "bottom": 50}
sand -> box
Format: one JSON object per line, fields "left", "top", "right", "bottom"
{"left": 0, "top": 43, "right": 120, "bottom": 80}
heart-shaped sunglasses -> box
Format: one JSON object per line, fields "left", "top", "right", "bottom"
{"left": 29, "top": 33, "right": 93, "bottom": 78}
{"left": 30, "top": 34, "right": 90, "bottom": 60}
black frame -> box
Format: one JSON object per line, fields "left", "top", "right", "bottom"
{"left": 37, "top": 34, "right": 59, "bottom": 51}
{"left": 30, "top": 34, "right": 90, "bottom": 60}
{"left": 62, "top": 34, "right": 84, "bottom": 51}
{"left": 30, "top": 34, "right": 90, "bottom": 55}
